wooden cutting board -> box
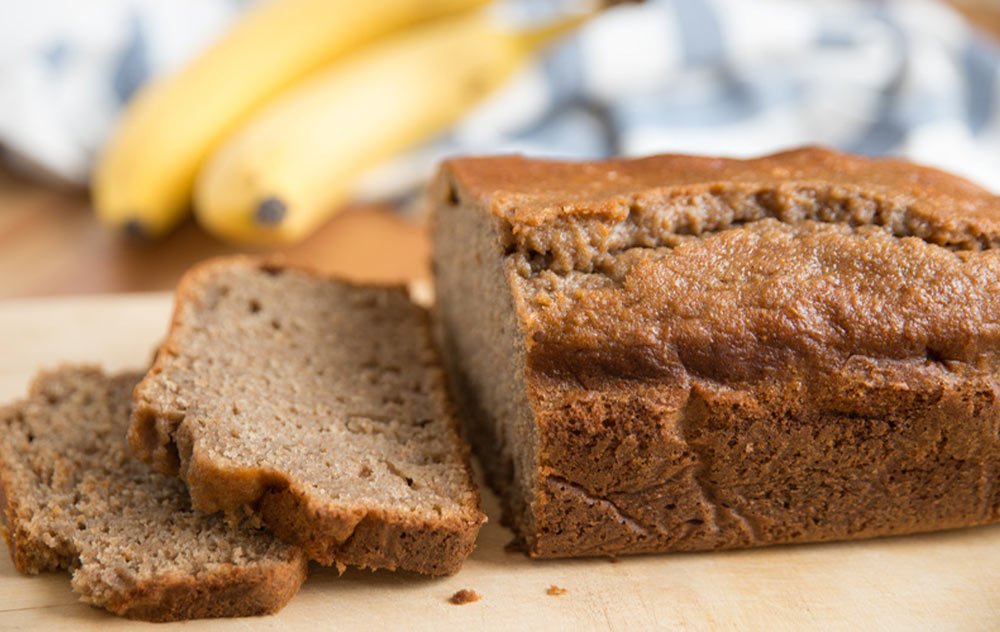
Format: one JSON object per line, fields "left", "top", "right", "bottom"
{"left": 0, "top": 293, "right": 997, "bottom": 631}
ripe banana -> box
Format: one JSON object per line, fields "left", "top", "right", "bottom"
{"left": 92, "top": 0, "right": 490, "bottom": 238}
{"left": 194, "top": 9, "right": 589, "bottom": 245}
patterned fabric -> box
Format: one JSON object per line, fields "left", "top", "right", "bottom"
{"left": 1, "top": 0, "right": 998, "bottom": 194}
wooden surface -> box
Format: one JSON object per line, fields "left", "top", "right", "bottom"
{"left": 0, "top": 293, "right": 999, "bottom": 631}
{"left": 0, "top": 167, "right": 429, "bottom": 300}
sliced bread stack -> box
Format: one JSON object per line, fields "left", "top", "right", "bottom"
{"left": 0, "top": 367, "right": 307, "bottom": 621}
{"left": 1, "top": 257, "right": 485, "bottom": 620}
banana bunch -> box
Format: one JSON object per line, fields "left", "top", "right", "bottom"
{"left": 93, "top": 0, "right": 595, "bottom": 244}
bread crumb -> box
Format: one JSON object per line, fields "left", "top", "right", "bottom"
{"left": 449, "top": 589, "right": 481, "bottom": 605}
{"left": 608, "top": 556, "right": 620, "bottom": 563}
{"left": 546, "top": 585, "right": 568, "bottom": 596}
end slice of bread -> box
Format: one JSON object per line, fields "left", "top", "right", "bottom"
{"left": 129, "top": 257, "right": 485, "bottom": 575}
{"left": 0, "top": 366, "right": 307, "bottom": 621}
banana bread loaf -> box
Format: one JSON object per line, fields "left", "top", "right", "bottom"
{"left": 0, "top": 367, "right": 306, "bottom": 621}
{"left": 129, "top": 258, "right": 485, "bottom": 575}
{"left": 431, "top": 146, "right": 1000, "bottom": 558}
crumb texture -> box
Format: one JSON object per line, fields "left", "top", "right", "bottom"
{"left": 433, "top": 147, "right": 1000, "bottom": 558}
{"left": 130, "top": 258, "right": 484, "bottom": 575}
{"left": 0, "top": 367, "right": 306, "bottom": 622}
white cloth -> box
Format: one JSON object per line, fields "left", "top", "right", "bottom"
{"left": 1, "top": 0, "right": 998, "bottom": 193}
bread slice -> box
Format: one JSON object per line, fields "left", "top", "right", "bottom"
{"left": 129, "top": 258, "right": 485, "bottom": 575}
{"left": 0, "top": 367, "right": 307, "bottom": 621}
{"left": 430, "top": 146, "right": 1000, "bottom": 558}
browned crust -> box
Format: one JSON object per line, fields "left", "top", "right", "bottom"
{"left": 104, "top": 555, "right": 308, "bottom": 622}
{"left": 129, "top": 256, "right": 485, "bottom": 576}
{"left": 442, "top": 146, "right": 999, "bottom": 223}
{"left": 171, "top": 438, "right": 482, "bottom": 575}
{"left": 524, "top": 369, "right": 1000, "bottom": 558}
{"left": 257, "top": 490, "right": 480, "bottom": 575}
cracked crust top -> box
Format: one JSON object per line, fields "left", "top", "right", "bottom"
{"left": 445, "top": 145, "right": 1000, "bottom": 246}
{"left": 129, "top": 257, "right": 485, "bottom": 575}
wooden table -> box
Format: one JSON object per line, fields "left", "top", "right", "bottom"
{"left": 0, "top": 167, "right": 429, "bottom": 299}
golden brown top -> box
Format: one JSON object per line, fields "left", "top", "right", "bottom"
{"left": 441, "top": 147, "right": 1000, "bottom": 388}
{"left": 445, "top": 146, "right": 997, "bottom": 217}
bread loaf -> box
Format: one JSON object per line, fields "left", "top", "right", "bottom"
{"left": 431, "top": 146, "right": 1000, "bottom": 558}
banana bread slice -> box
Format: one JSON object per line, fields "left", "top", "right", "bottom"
{"left": 431, "top": 146, "right": 1000, "bottom": 558}
{"left": 129, "top": 258, "right": 485, "bottom": 575}
{"left": 0, "top": 367, "right": 306, "bottom": 621}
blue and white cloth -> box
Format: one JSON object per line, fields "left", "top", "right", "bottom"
{"left": 1, "top": 0, "right": 998, "bottom": 195}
